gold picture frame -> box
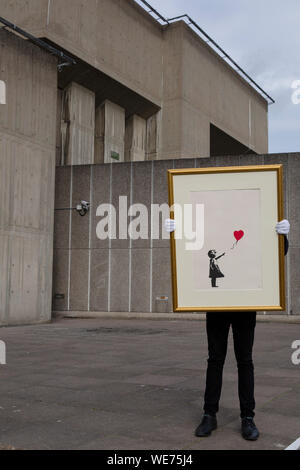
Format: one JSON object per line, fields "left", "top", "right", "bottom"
{"left": 168, "top": 165, "right": 286, "bottom": 312}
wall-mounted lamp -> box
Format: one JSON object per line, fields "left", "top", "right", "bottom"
{"left": 55, "top": 200, "right": 90, "bottom": 217}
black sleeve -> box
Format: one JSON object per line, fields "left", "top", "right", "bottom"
{"left": 284, "top": 235, "right": 289, "bottom": 256}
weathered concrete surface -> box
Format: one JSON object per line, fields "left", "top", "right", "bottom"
{"left": 0, "top": 317, "right": 299, "bottom": 450}
{"left": 0, "top": 30, "right": 58, "bottom": 326}
{"left": 53, "top": 153, "right": 299, "bottom": 316}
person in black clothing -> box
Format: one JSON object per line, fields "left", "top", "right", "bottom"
{"left": 165, "top": 218, "right": 290, "bottom": 441}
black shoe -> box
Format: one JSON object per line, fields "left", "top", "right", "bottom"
{"left": 241, "top": 417, "right": 260, "bottom": 441}
{"left": 195, "top": 414, "right": 217, "bottom": 437}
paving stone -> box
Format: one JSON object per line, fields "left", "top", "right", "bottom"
{"left": 0, "top": 317, "right": 299, "bottom": 450}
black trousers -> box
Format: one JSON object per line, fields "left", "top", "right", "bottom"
{"left": 204, "top": 311, "right": 256, "bottom": 418}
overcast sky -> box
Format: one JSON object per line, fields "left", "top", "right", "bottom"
{"left": 138, "top": 0, "right": 299, "bottom": 154}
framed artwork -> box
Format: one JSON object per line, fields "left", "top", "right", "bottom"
{"left": 167, "top": 165, "right": 286, "bottom": 312}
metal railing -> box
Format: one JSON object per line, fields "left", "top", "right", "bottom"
{"left": 134, "top": 0, "right": 169, "bottom": 24}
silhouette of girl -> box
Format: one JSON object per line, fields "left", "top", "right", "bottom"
{"left": 208, "top": 250, "right": 226, "bottom": 288}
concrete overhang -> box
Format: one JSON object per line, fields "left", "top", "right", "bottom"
{"left": 44, "top": 39, "right": 161, "bottom": 119}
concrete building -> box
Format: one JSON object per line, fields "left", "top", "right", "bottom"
{"left": 0, "top": 0, "right": 269, "bottom": 164}
{"left": 0, "top": 0, "right": 296, "bottom": 326}
{"left": 0, "top": 29, "right": 58, "bottom": 326}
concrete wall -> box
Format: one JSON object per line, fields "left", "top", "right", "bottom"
{"left": 179, "top": 22, "right": 268, "bottom": 156}
{"left": 0, "top": 0, "right": 268, "bottom": 159}
{"left": 0, "top": 30, "right": 58, "bottom": 325}
{"left": 53, "top": 153, "right": 299, "bottom": 316}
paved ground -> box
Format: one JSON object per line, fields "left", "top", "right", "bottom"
{"left": 0, "top": 317, "right": 299, "bottom": 450}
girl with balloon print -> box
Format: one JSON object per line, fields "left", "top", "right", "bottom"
{"left": 208, "top": 230, "right": 244, "bottom": 288}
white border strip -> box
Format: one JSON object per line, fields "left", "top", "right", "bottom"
{"left": 67, "top": 166, "right": 73, "bottom": 311}
{"left": 107, "top": 163, "right": 113, "bottom": 312}
{"left": 0, "top": 80, "right": 6, "bottom": 104}
{"left": 47, "top": 0, "right": 52, "bottom": 26}
{"left": 285, "top": 437, "right": 300, "bottom": 450}
{"left": 149, "top": 160, "right": 154, "bottom": 312}
{"left": 87, "top": 165, "right": 93, "bottom": 311}
{"left": 128, "top": 162, "right": 133, "bottom": 312}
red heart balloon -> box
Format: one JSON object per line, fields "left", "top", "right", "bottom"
{"left": 234, "top": 230, "right": 244, "bottom": 242}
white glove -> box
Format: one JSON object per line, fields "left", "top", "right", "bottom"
{"left": 276, "top": 219, "right": 290, "bottom": 235}
{"left": 165, "top": 218, "right": 176, "bottom": 233}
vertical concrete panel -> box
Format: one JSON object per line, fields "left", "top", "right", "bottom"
{"left": 146, "top": 112, "right": 159, "bottom": 161}
{"left": 91, "top": 164, "right": 111, "bottom": 249}
{"left": 63, "top": 82, "right": 95, "bottom": 166}
{"left": 95, "top": 100, "right": 125, "bottom": 164}
{"left": 264, "top": 154, "right": 289, "bottom": 221}
{"left": 287, "top": 154, "right": 300, "bottom": 314}
{"left": 125, "top": 115, "right": 146, "bottom": 162}
{"left": 40, "top": 149, "right": 56, "bottom": 233}
{"left": 54, "top": 211, "right": 70, "bottom": 250}
{"left": 11, "top": 142, "right": 43, "bottom": 230}
{"left": 69, "top": 249, "right": 89, "bottom": 311}
{"left": 32, "top": 48, "right": 58, "bottom": 147}
{"left": 153, "top": 160, "right": 173, "bottom": 249}
{"left": 152, "top": 247, "right": 173, "bottom": 313}
{"left": 131, "top": 161, "right": 152, "bottom": 248}
{"left": 71, "top": 166, "right": 91, "bottom": 249}
{"left": 38, "top": 235, "right": 54, "bottom": 322}
{"left": 0, "top": 31, "right": 57, "bottom": 325}
{"left": 55, "top": 167, "right": 72, "bottom": 209}
{"left": 111, "top": 162, "right": 131, "bottom": 249}
{"left": 90, "top": 249, "right": 109, "bottom": 312}
{"left": 15, "top": 40, "right": 34, "bottom": 137}
{"left": 288, "top": 154, "right": 300, "bottom": 247}
{"left": 289, "top": 246, "right": 300, "bottom": 316}
{"left": 54, "top": 166, "right": 71, "bottom": 250}
{"left": 52, "top": 249, "right": 69, "bottom": 311}
{"left": 110, "top": 249, "right": 130, "bottom": 312}
{"left": 94, "top": 103, "right": 105, "bottom": 164}
{"left": 56, "top": 89, "right": 63, "bottom": 166}
{"left": 130, "top": 249, "right": 151, "bottom": 313}
{"left": 0, "top": 234, "right": 9, "bottom": 323}
{"left": 9, "top": 236, "right": 40, "bottom": 324}
{"left": 0, "top": 137, "right": 11, "bottom": 229}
